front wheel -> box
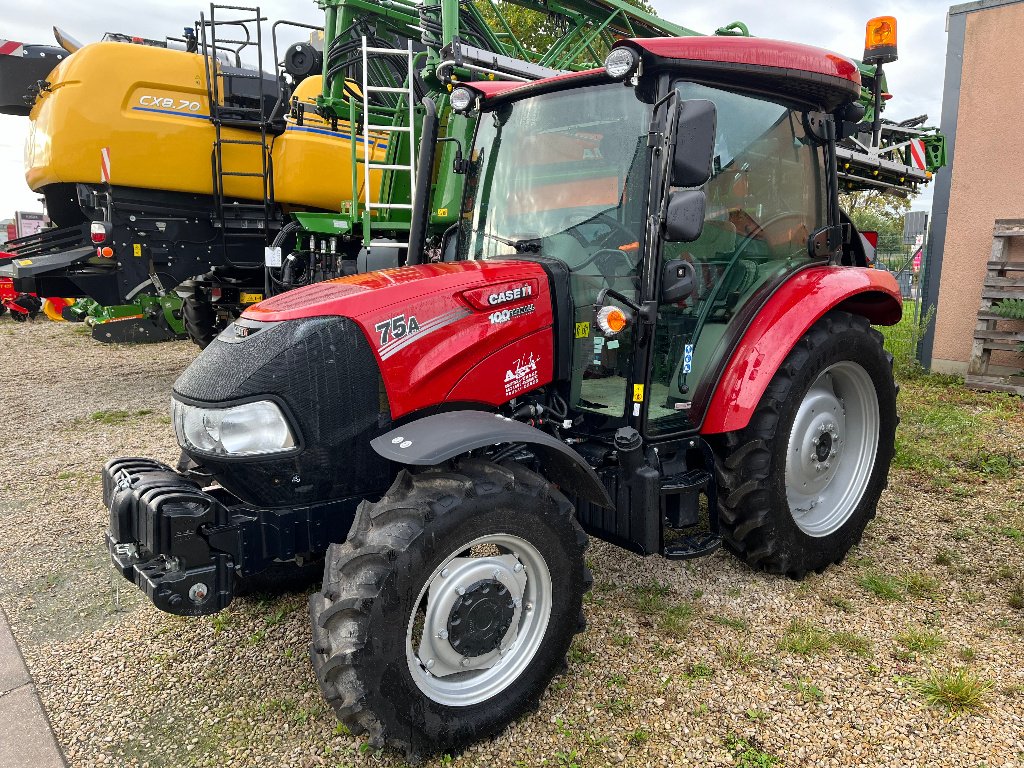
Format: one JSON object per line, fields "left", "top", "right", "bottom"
{"left": 713, "top": 311, "right": 897, "bottom": 578}
{"left": 310, "top": 459, "right": 590, "bottom": 759}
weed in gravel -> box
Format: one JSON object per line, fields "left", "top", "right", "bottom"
{"left": 896, "top": 627, "right": 945, "bottom": 655}
{"left": 655, "top": 601, "right": 694, "bottom": 639}
{"left": 568, "top": 640, "right": 594, "bottom": 665}
{"left": 858, "top": 571, "right": 903, "bottom": 600}
{"left": 825, "top": 595, "right": 854, "bottom": 613}
{"left": 597, "top": 697, "right": 633, "bottom": 716}
{"left": 89, "top": 408, "right": 153, "bottom": 425}
{"left": 611, "top": 633, "right": 633, "bottom": 648}
{"left": 992, "top": 565, "right": 1016, "bottom": 582}
{"left": 683, "top": 661, "right": 716, "bottom": 681}
{"left": 830, "top": 631, "right": 873, "bottom": 657}
{"left": 914, "top": 668, "right": 992, "bottom": 714}
{"left": 745, "top": 708, "right": 768, "bottom": 722}
{"left": 779, "top": 621, "right": 831, "bottom": 655}
{"left": 627, "top": 728, "right": 650, "bottom": 746}
{"left": 210, "top": 614, "right": 232, "bottom": 634}
{"left": 554, "top": 749, "right": 582, "bottom": 768}
{"left": 933, "top": 549, "right": 957, "bottom": 567}
{"left": 725, "top": 734, "right": 780, "bottom": 768}
{"left": 958, "top": 647, "right": 978, "bottom": 662}
{"left": 964, "top": 590, "right": 984, "bottom": 605}
{"left": 785, "top": 677, "right": 825, "bottom": 702}
{"left": 716, "top": 639, "right": 757, "bottom": 670}
{"left": 901, "top": 572, "right": 941, "bottom": 599}
{"left": 631, "top": 581, "right": 671, "bottom": 614}
{"left": 1009, "top": 582, "right": 1024, "bottom": 611}
{"left": 1000, "top": 527, "right": 1024, "bottom": 542}
{"left": 950, "top": 527, "right": 973, "bottom": 542}
{"left": 606, "top": 672, "right": 627, "bottom": 687}
{"left": 710, "top": 613, "right": 749, "bottom": 631}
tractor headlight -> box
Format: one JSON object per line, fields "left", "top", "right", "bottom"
{"left": 604, "top": 47, "right": 639, "bottom": 80}
{"left": 172, "top": 399, "right": 297, "bottom": 457}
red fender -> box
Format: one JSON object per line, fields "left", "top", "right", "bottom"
{"left": 700, "top": 266, "right": 901, "bottom": 435}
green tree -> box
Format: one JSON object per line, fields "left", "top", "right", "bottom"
{"left": 473, "top": 0, "right": 661, "bottom": 66}
{"left": 839, "top": 190, "right": 912, "bottom": 240}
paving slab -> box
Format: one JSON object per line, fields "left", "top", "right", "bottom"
{"left": 0, "top": 607, "right": 67, "bottom": 768}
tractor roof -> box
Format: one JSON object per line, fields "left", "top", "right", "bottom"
{"left": 468, "top": 36, "right": 861, "bottom": 111}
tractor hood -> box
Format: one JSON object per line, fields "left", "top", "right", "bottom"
{"left": 242, "top": 260, "right": 558, "bottom": 419}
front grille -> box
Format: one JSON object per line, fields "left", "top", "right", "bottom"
{"left": 173, "top": 316, "right": 392, "bottom": 507}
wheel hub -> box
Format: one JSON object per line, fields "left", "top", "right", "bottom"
{"left": 785, "top": 362, "right": 880, "bottom": 538}
{"left": 447, "top": 579, "right": 516, "bottom": 657}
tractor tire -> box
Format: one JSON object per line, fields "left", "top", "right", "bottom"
{"left": 182, "top": 294, "right": 221, "bottom": 349}
{"left": 310, "top": 458, "right": 590, "bottom": 759}
{"left": 712, "top": 310, "right": 897, "bottom": 579}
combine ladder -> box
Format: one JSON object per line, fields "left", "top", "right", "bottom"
{"left": 200, "top": 4, "right": 274, "bottom": 263}
{"left": 359, "top": 36, "right": 417, "bottom": 253}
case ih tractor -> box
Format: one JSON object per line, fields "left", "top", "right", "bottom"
{"left": 104, "top": 25, "right": 904, "bottom": 759}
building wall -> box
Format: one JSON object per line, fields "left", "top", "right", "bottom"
{"left": 931, "top": 0, "right": 1024, "bottom": 375}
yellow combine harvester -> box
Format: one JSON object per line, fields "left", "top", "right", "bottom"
{"left": 2, "top": 12, "right": 387, "bottom": 342}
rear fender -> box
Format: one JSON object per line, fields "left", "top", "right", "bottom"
{"left": 371, "top": 410, "right": 613, "bottom": 508}
{"left": 701, "top": 266, "right": 901, "bottom": 435}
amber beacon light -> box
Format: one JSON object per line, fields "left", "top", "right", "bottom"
{"left": 864, "top": 16, "right": 898, "bottom": 63}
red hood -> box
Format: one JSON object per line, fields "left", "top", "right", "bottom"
{"left": 245, "top": 261, "right": 537, "bottom": 323}
{"left": 244, "top": 260, "right": 558, "bottom": 419}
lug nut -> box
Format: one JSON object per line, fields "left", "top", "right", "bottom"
{"left": 441, "top": 568, "right": 449, "bottom": 578}
{"left": 461, "top": 658, "right": 471, "bottom": 667}
{"left": 514, "top": 563, "right": 524, "bottom": 572}
{"left": 437, "top": 629, "right": 449, "bottom": 640}
{"left": 525, "top": 602, "right": 534, "bottom": 611}
{"left": 456, "top": 586, "right": 465, "bottom": 596}
{"left": 425, "top": 659, "right": 435, "bottom": 669}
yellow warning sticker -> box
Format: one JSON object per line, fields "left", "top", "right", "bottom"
{"left": 575, "top": 321, "right": 590, "bottom": 339}
{"left": 18, "top": 259, "right": 31, "bottom": 266}
{"left": 633, "top": 384, "right": 645, "bottom": 403}
{"left": 132, "top": 243, "right": 142, "bottom": 257}
{"left": 240, "top": 292, "right": 264, "bottom": 304}
{"left": 437, "top": 208, "right": 449, "bottom": 217}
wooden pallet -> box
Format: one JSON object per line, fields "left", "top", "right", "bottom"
{"left": 965, "top": 219, "right": 1024, "bottom": 394}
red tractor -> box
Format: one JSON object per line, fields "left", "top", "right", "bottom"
{"left": 104, "top": 31, "right": 901, "bottom": 758}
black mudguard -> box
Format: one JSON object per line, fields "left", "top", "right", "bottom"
{"left": 371, "top": 410, "right": 613, "bottom": 509}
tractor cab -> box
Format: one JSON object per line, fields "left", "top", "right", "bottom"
{"left": 449, "top": 36, "right": 863, "bottom": 442}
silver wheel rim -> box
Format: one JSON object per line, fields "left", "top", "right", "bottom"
{"left": 405, "top": 533, "right": 552, "bottom": 707}
{"left": 785, "top": 361, "right": 880, "bottom": 538}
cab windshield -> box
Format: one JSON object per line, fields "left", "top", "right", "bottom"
{"left": 458, "top": 82, "right": 652, "bottom": 307}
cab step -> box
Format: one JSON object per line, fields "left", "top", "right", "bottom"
{"left": 663, "top": 533, "right": 722, "bottom": 560}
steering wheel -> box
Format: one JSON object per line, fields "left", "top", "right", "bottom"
{"left": 564, "top": 211, "right": 637, "bottom": 250}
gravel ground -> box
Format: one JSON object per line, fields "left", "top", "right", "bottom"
{"left": 1, "top": 320, "right": 1022, "bottom": 768}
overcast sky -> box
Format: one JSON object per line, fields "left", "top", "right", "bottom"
{"left": 0, "top": 0, "right": 949, "bottom": 220}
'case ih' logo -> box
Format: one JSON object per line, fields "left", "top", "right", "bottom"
{"left": 487, "top": 284, "right": 532, "bottom": 306}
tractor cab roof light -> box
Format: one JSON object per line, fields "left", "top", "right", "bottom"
{"left": 449, "top": 86, "right": 475, "bottom": 114}
{"left": 604, "top": 47, "right": 639, "bottom": 81}
{"left": 864, "top": 16, "right": 898, "bottom": 64}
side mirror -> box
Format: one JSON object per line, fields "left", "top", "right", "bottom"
{"left": 672, "top": 99, "right": 717, "bottom": 188}
{"left": 662, "top": 259, "right": 697, "bottom": 303}
{"left": 664, "top": 189, "right": 706, "bottom": 243}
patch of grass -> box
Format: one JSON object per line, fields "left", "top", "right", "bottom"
{"left": 631, "top": 581, "right": 671, "bottom": 614}
{"left": 88, "top": 408, "right": 153, "bottom": 425}
{"left": 825, "top": 595, "right": 854, "bottom": 613}
{"left": 568, "top": 640, "right": 594, "bottom": 665}
{"left": 901, "top": 572, "right": 941, "bottom": 600}
{"left": 914, "top": 668, "right": 992, "bottom": 714}
{"left": 1009, "top": 582, "right": 1024, "bottom": 611}
{"left": 554, "top": 749, "right": 582, "bottom": 768}
{"left": 659, "top": 601, "right": 694, "bottom": 639}
{"left": 830, "top": 631, "right": 873, "bottom": 657}
{"left": 779, "top": 621, "right": 831, "bottom": 656}
{"left": 682, "top": 661, "right": 715, "bottom": 681}
{"left": 724, "top": 734, "right": 780, "bottom": 768}
{"left": 933, "top": 549, "right": 957, "bottom": 567}
{"left": 716, "top": 640, "right": 757, "bottom": 670}
{"left": 785, "top": 677, "right": 824, "bottom": 702}
{"left": 611, "top": 633, "right": 633, "bottom": 648}
{"left": 895, "top": 627, "right": 945, "bottom": 655}
{"left": 858, "top": 571, "right": 903, "bottom": 600}
{"left": 745, "top": 708, "right": 768, "bottom": 722}
{"left": 710, "top": 613, "right": 749, "bottom": 631}
{"left": 605, "top": 673, "right": 627, "bottom": 687}
{"left": 596, "top": 697, "right": 633, "bottom": 717}
{"left": 958, "top": 647, "right": 977, "bottom": 662}
{"left": 627, "top": 728, "right": 650, "bottom": 746}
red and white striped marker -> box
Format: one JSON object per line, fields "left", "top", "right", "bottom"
{"left": 0, "top": 40, "right": 25, "bottom": 57}
{"left": 100, "top": 147, "right": 111, "bottom": 183}
{"left": 909, "top": 139, "right": 927, "bottom": 171}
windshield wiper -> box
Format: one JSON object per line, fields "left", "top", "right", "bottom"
{"left": 481, "top": 232, "right": 541, "bottom": 253}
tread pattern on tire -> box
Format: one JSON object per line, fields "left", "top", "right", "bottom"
{"left": 712, "top": 311, "right": 897, "bottom": 579}
{"left": 183, "top": 295, "right": 220, "bottom": 349}
{"left": 309, "top": 458, "right": 590, "bottom": 758}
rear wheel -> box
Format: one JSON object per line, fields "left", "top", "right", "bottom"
{"left": 713, "top": 311, "right": 897, "bottom": 578}
{"left": 310, "top": 459, "right": 590, "bottom": 759}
